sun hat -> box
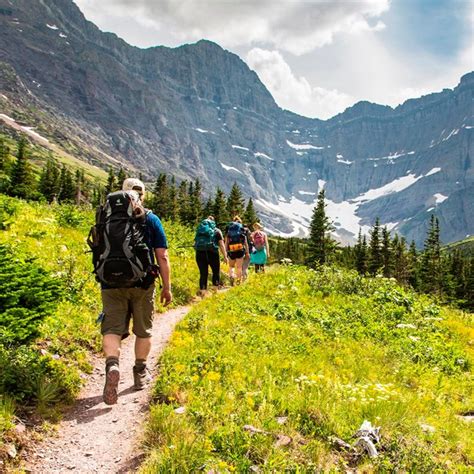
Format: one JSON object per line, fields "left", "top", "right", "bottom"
{"left": 122, "top": 178, "right": 145, "bottom": 196}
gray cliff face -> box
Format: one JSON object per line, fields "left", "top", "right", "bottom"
{"left": 0, "top": 0, "right": 472, "bottom": 246}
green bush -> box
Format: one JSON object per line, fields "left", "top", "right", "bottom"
{"left": 0, "top": 195, "right": 18, "bottom": 230}
{"left": 0, "top": 244, "right": 64, "bottom": 344}
{"left": 0, "top": 344, "right": 80, "bottom": 405}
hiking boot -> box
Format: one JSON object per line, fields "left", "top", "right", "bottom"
{"left": 133, "top": 365, "right": 151, "bottom": 390}
{"left": 103, "top": 364, "right": 120, "bottom": 405}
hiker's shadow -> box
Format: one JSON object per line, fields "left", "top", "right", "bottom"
{"left": 63, "top": 395, "right": 113, "bottom": 424}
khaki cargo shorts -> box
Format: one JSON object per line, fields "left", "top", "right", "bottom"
{"left": 101, "top": 284, "right": 155, "bottom": 339}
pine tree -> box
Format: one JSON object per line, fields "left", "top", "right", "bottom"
{"left": 392, "top": 235, "right": 410, "bottom": 285}
{"left": 9, "top": 137, "right": 35, "bottom": 199}
{"left": 243, "top": 198, "right": 259, "bottom": 227}
{"left": 202, "top": 197, "right": 213, "bottom": 220}
{"left": 368, "top": 217, "right": 382, "bottom": 276}
{"left": 116, "top": 168, "right": 127, "bottom": 190}
{"left": 213, "top": 188, "right": 229, "bottom": 227}
{"left": 381, "top": 226, "right": 393, "bottom": 278}
{"left": 305, "top": 189, "right": 335, "bottom": 267}
{"left": 355, "top": 229, "right": 368, "bottom": 274}
{"left": 105, "top": 167, "right": 116, "bottom": 195}
{"left": 178, "top": 180, "right": 190, "bottom": 225}
{"left": 151, "top": 173, "right": 169, "bottom": 219}
{"left": 0, "top": 137, "right": 9, "bottom": 171}
{"left": 407, "top": 240, "right": 419, "bottom": 289}
{"left": 188, "top": 179, "right": 202, "bottom": 227}
{"left": 420, "top": 214, "right": 442, "bottom": 294}
{"left": 226, "top": 182, "right": 245, "bottom": 218}
{"left": 464, "top": 258, "right": 474, "bottom": 311}
{"left": 39, "top": 159, "right": 60, "bottom": 202}
{"left": 168, "top": 176, "right": 179, "bottom": 221}
{"left": 58, "top": 165, "right": 75, "bottom": 202}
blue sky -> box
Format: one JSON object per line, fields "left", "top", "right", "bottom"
{"left": 74, "top": 0, "right": 473, "bottom": 119}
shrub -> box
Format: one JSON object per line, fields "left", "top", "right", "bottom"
{"left": 0, "top": 244, "right": 64, "bottom": 344}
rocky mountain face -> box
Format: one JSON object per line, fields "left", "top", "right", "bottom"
{"left": 0, "top": 0, "right": 472, "bottom": 245}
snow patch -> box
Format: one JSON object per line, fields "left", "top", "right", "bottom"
{"left": 298, "top": 191, "right": 316, "bottom": 196}
{"left": 46, "top": 23, "right": 59, "bottom": 30}
{"left": 337, "top": 159, "right": 353, "bottom": 165}
{"left": 232, "top": 144, "right": 249, "bottom": 151}
{"left": 433, "top": 193, "right": 448, "bottom": 204}
{"left": 296, "top": 151, "right": 306, "bottom": 156}
{"left": 442, "top": 129, "right": 459, "bottom": 141}
{"left": 291, "top": 130, "right": 300, "bottom": 134}
{"left": 194, "top": 128, "right": 214, "bottom": 134}
{"left": 59, "top": 32, "right": 67, "bottom": 38}
{"left": 426, "top": 207, "right": 435, "bottom": 212}
{"left": 286, "top": 140, "right": 324, "bottom": 151}
{"left": 318, "top": 179, "right": 326, "bottom": 191}
{"left": 368, "top": 151, "right": 411, "bottom": 162}
{"left": 254, "top": 152, "right": 273, "bottom": 161}
{"left": 464, "top": 125, "right": 474, "bottom": 129}
{"left": 353, "top": 173, "right": 422, "bottom": 202}
{"left": 425, "top": 167, "right": 441, "bottom": 177}
{"left": 220, "top": 162, "right": 242, "bottom": 174}
{"left": 336, "top": 154, "right": 344, "bottom": 158}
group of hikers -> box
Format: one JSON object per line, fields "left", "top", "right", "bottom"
{"left": 87, "top": 179, "right": 269, "bottom": 405}
{"left": 194, "top": 215, "right": 270, "bottom": 295}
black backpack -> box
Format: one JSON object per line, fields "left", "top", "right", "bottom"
{"left": 87, "top": 191, "right": 152, "bottom": 288}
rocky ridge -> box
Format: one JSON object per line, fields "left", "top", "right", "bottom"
{"left": 0, "top": 0, "right": 472, "bottom": 245}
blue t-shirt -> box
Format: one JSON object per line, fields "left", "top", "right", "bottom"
{"left": 145, "top": 211, "right": 168, "bottom": 262}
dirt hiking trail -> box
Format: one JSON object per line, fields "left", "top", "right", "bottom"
{"left": 23, "top": 306, "right": 190, "bottom": 473}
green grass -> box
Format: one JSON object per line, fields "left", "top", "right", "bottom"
{"left": 142, "top": 266, "right": 473, "bottom": 472}
{"left": 444, "top": 236, "right": 474, "bottom": 257}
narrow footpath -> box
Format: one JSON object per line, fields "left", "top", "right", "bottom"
{"left": 23, "top": 306, "right": 191, "bottom": 474}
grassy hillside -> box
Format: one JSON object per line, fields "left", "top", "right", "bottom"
{"left": 142, "top": 266, "right": 473, "bottom": 472}
{"left": 444, "top": 236, "right": 474, "bottom": 257}
{"left": 0, "top": 194, "right": 199, "bottom": 461}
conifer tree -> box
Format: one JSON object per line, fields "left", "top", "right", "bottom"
{"left": 407, "top": 240, "right": 419, "bottom": 289}
{"left": 381, "top": 226, "right": 393, "bottom": 277}
{"left": 188, "top": 179, "right": 202, "bottom": 226}
{"left": 202, "top": 197, "right": 213, "bottom": 220}
{"left": 58, "top": 165, "right": 75, "bottom": 202}
{"left": 39, "top": 159, "right": 60, "bottom": 202}
{"left": 464, "top": 259, "right": 474, "bottom": 310}
{"left": 243, "top": 198, "right": 259, "bottom": 227}
{"left": 355, "top": 229, "right": 368, "bottom": 274}
{"left": 105, "top": 167, "right": 116, "bottom": 195}
{"left": 392, "top": 235, "right": 409, "bottom": 284}
{"left": 213, "top": 188, "right": 229, "bottom": 226}
{"left": 9, "top": 137, "right": 35, "bottom": 199}
{"left": 305, "top": 189, "right": 334, "bottom": 266}
{"left": 168, "top": 176, "right": 179, "bottom": 221}
{"left": 178, "top": 180, "right": 190, "bottom": 225}
{"left": 116, "top": 168, "right": 127, "bottom": 190}
{"left": 0, "top": 137, "right": 8, "bottom": 171}
{"left": 421, "top": 214, "right": 442, "bottom": 294}
{"left": 226, "top": 182, "right": 245, "bottom": 218}
{"left": 368, "top": 217, "right": 382, "bottom": 276}
{"left": 151, "top": 173, "right": 169, "bottom": 219}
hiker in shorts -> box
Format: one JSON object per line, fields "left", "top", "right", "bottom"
{"left": 250, "top": 222, "right": 270, "bottom": 273}
{"left": 194, "top": 216, "right": 228, "bottom": 296}
{"left": 225, "top": 215, "right": 249, "bottom": 285}
{"left": 99, "top": 178, "right": 172, "bottom": 405}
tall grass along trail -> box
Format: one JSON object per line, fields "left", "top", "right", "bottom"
{"left": 23, "top": 306, "right": 190, "bottom": 473}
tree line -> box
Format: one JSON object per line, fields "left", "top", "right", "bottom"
{"left": 0, "top": 136, "right": 260, "bottom": 229}
{"left": 305, "top": 189, "right": 474, "bottom": 310}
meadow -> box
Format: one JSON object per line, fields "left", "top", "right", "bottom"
{"left": 0, "top": 194, "right": 199, "bottom": 460}
{"left": 142, "top": 266, "right": 473, "bottom": 472}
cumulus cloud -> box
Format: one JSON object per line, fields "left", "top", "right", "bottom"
{"left": 75, "top": 0, "right": 390, "bottom": 55}
{"left": 246, "top": 48, "right": 353, "bottom": 119}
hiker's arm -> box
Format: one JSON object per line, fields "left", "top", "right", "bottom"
{"left": 155, "top": 248, "right": 172, "bottom": 306}
{"left": 244, "top": 236, "right": 250, "bottom": 257}
{"left": 265, "top": 234, "right": 270, "bottom": 258}
{"left": 219, "top": 239, "right": 228, "bottom": 263}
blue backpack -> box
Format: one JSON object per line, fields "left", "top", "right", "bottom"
{"left": 227, "top": 222, "right": 244, "bottom": 252}
{"left": 194, "top": 219, "right": 217, "bottom": 251}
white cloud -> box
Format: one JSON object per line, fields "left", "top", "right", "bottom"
{"left": 75, "top": 0, "right": 390, "bottom": 55}
{"left": 246, "top": 48, "right": 353, "bottom": 119}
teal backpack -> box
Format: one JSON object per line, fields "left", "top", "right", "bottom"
{"left": 194, "top": 219, "right": 217, "bottom": 251}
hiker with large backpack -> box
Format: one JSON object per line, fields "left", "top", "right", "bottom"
{"left": 250, "top": 222, "right": 270, "bottom": 273}
{"left": 87, "top": 178, "right": 172, "bottom": 405}
{"left": 225, "top": 215, "right": 249, "bottom": 285}
{"left": 194, "top": 216, "right": 228, "bottom": 296}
